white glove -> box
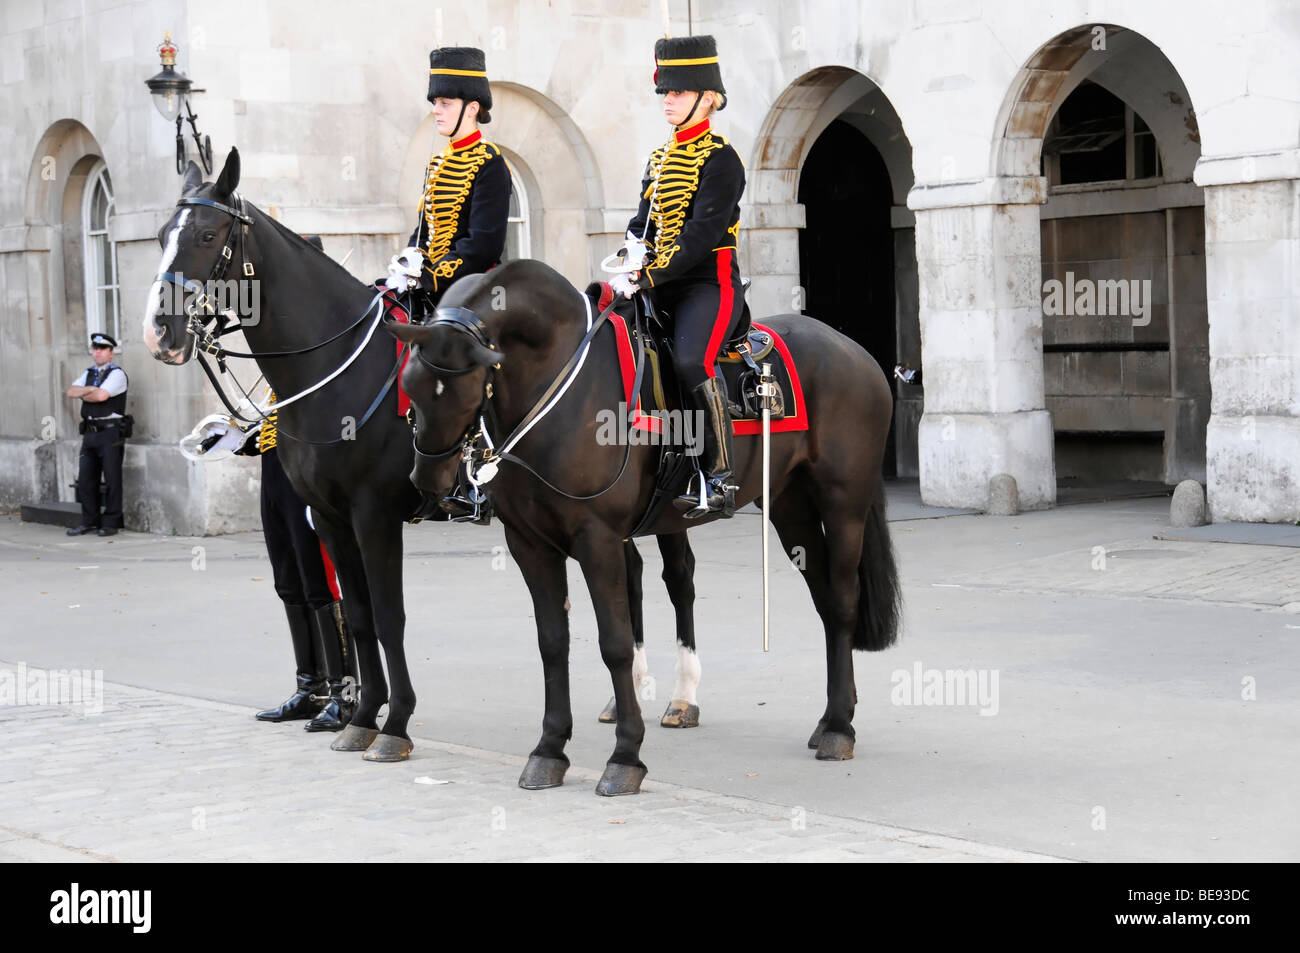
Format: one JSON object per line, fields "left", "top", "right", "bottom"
{"left": 210, "top": 423, "right": 248, "bottom": 452}
{"left": 621, "top": 230, "right": 648, "bottom": 271}
{"left": 385, "top": 247, "right": 424, "bottom": 291}
{"left": 609, "top": 273, "right": 638, "bottom": 299}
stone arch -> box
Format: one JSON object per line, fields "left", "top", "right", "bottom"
{"left": 749, "top": 66, "right": 917, "bottom": 473}
{"left": 397, "top": 82, "right": 603, "bottom": 287}
{"left": 991, "top": 24, "right": 1208, "bottom": 488}
{"left": 991, "top": 24, "right": 1200, "bottom": 182}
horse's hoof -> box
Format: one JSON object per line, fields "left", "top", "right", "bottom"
{"left": 660, "top": 701, "right": 700, "bottom": 728}
{"left": 807, "top": 721, "right": 827, "bottom": 749}
{"left": 597, "top": 696, "right": 617, "bottom": 724}
{"left": 815, "top": 731, "right": 855, "bottom": 761}
{"left": 519, "top": 755, "right": 569, "bottom": 790}
{"left": 362, "top": 734, "right": 413, "bottom": 762}
{"left": 595, "top": 762, "right": 647, "bottom": 796}
{"left": 330, "top": 724, "right": 379, "bottom": 751}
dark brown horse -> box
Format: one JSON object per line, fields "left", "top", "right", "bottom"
{"left": 388, "top": 258, "right": 901, "bottom": 795}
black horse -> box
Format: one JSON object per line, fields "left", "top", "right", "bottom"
{"left": 143, "top": 150, "right": 706, "bottom": 758}
{"left": 388, "top": 258, "right": 901, "bottom": 795}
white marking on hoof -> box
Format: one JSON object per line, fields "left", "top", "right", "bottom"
{"left": 672, "top": 644, "right": 701, "bottom": 706}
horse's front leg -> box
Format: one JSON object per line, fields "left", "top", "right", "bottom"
{"left": 575, "top": 529, "right": 646, "bottom": 796}
{"left": 599, "top": 539, "right": 649, "bottom": 724}
{"left": 355, "top": 514, "right": 415, "bottom": 762}
{"left": 313, "top": 513, "right": 389, "bottom": 753}
{"left": 509, "top": 526, "right": 574, "bottom": 790}
{"left": 656, "top": 532, "right": 700, "bottom": 729}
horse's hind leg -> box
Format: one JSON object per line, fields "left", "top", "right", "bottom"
{"left": 656, "top": 532, "right": 700, "bottom": 729}
{"left": 769, "top": 480, "right": 864, "bottom": 760}
{"left": 510, "top": 527, "right": 574, "bottom": 790}
{"left": 312, "top": 515, "right": 388, "bottom": 753}
{"left": 600, "top": 539, "right": 649, "bottom": 724}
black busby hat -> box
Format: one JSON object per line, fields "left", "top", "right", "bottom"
{"left": 90, "top": 332, "right": 117, "bottom": 349}
{"left": 653, "top": 35, "right": 726, "bottom": 107}
{"left": 427, "top": 47, "right": 493, "bottom": 123}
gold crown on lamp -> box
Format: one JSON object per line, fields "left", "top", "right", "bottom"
{"left": 157, "top": 31, "right": 177, "bottom": 66}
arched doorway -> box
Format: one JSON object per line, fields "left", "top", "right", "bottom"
{"left": 993, "top": 25, "right": 1207, "bottom": 494}
{"left": 751, "top": 68, "right": 916, "bottom": 476}
{"left": 798, "top": 119, "right": 898, "bottom": 473}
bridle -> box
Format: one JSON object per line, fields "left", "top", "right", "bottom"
{"left": 155, "top": 193, "right": 400, "bottom": 441}
{"left": 409, "top": 292, "right": 639, "bottom": 502}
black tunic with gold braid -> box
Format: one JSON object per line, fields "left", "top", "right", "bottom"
{"left": 407, "top": 130, "right": 512, "bottom": 300}
{"left": 628, "top": 118, "right": 747, "bottom": 388}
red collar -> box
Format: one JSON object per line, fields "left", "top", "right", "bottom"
{"left": 450, "top": 130, "right": 482, "bottom": 151}
{"left": 674, "top": 119, "right": 711, "bottom": 145}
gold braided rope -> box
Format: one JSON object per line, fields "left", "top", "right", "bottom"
{"left": 644, "top": 131, "right": 732, "bottom": 272}
{"left": 421, "top": 140, "right": 498, "bottom": 282}
{"left": 257, "top": 391, "right": 278, "bottom": 453}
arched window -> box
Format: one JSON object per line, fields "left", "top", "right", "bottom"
{"left": 1042, "top": 81, "right": 1163, "bottom": 187}
{"left": 82, "top": 160, "right": 120, "bottom": 347}
{"left": 504, "top": 166, "right": 530, "bottom": 261}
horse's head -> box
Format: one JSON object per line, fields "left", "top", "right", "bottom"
{"left": 387, "top": 277, "right": 503, "bottom": 498}
{"left": 143, "top": 148, "right": 253, "bottom": 364}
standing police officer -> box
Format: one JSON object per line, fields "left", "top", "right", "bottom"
{"left": 65, "top": 332, "right": 128, "bottom": 536}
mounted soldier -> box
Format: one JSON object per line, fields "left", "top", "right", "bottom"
{"left": 610, "top": 35, "right": 746, "bottom": 519}
{"left": 384, "top": 46, "right": 512, "bottom": 521}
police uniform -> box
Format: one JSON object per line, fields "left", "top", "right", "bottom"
{"left": 236, "top": 397, "right": 357, "bottom": 732}
{"left": 68, "top": 332, "right": 129, "bottom": 536}
{"left": 406, "top": 46, "right": 511, "bottom": 309}
{"left": 627, "top": 36, "right": 745, "bottom": 517}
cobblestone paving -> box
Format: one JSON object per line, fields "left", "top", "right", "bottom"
{"left": 0, "top": 667, "right": 1061, "bottom": 863}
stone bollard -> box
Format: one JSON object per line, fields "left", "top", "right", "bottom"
{"left": 987, "top": 473, "right": 1019, "bottom": 516}
{"left": 1170, "top": 480, "right": 1207, "bottom": 527}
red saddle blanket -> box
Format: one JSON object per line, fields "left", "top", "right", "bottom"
{"left": 592, "top": 282, "right": 809, "bottom": 437}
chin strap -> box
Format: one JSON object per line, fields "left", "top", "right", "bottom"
{"left": 677, "top": 91, "right": 705, "bottom": 130}
{"left": 449, "top": 100, "right": 469, "bottom": 142}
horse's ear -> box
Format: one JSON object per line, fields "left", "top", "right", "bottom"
{"left": 214, "top": 147, "right": 241, "bottom": 197}
{"left": 181, "top": 161, "right": 204, "bottom": 195}
{"left": 385, "top": 319, "right": 435, "bottom": 345}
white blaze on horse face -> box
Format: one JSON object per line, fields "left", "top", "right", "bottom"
{"left": 142, "top": 209, "right": 191, "bottom": 355}
{"left": 632, "top": 644, "right": 649, "bottom": 693}
{"left": 672, "top": 644, "right": 701, "bottom": 706}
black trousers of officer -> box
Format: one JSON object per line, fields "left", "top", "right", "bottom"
{"left": 76, "top": 425, "right": 125, "bottom": 528}
{"left": 260, "top": 448, "right": 333, "bottom": 609}
{"left": 649, "top": 251, "right": 746, "bottom": 390}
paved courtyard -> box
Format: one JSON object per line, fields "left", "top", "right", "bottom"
{"left": 2, "top": 488, "right": 1297, "bottom": 862}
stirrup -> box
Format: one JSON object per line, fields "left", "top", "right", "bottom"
{"left": 674, "top": 471, "right": 737, "bottom": 520}
{"left": 441, "top": 485, "right": 492, "bottom": 525}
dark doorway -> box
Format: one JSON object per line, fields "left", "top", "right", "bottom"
{"left": 798, "top": 119, "right": 898, "bottom": 475}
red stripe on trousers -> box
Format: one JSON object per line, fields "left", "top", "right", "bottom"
{"left": 319, "top": 541, "right": 341, "bottom": 601}
{"left": 703, "top": 248, "right": 734, "bottom": 379}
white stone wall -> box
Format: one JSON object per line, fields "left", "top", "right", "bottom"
{"left": 1, "top": 0, "right": 1297, "bottom": 528}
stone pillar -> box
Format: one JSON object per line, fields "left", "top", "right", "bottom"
{"left": 909, "top": 177, "right": 1056, "bottom": 509}
{"left": 1196, "top": 153, "right": 1300, "bottom": 523}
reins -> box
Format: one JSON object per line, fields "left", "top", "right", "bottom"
{"left": 158, "top": 193, "right": 407, "bottom": 442}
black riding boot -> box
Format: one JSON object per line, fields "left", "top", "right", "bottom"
{"left": 674, "top": 376, "right": 738, "bottom": 519}
{"left": 439, "top": 461, "right": 492, "bottom": 525}
{"left": 305, "top": 600, "right": 357, "bottom": 732}
{"left": 256, "top": 603, "right": 325, "bottom": 722}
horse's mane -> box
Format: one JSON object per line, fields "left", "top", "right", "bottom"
{"left": 240, "top": 195, "right": 369, "bottom": 291}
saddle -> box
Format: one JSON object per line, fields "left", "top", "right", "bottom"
{"left": 585, "top": 280, "right": 808, "bottom": 536}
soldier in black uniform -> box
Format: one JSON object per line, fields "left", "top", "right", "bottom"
{"left": 65, "top": 332, "right": 129, "bottom": 536}
{"left": 614, "top": 35, "right": 746, "bottom": 518}
{"left": 200, "top": 385, "right": 358, "bottom": 732}
{"left": 384, "top": 46, "right": 511, "bottom": 520}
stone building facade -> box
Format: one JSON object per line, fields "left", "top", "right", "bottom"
{"left": 1, "top": 0, "right": 1296, "bottom": 532}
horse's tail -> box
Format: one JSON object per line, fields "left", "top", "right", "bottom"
{"left": 854, "top": 481, "right": 901, "bottom": 651}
